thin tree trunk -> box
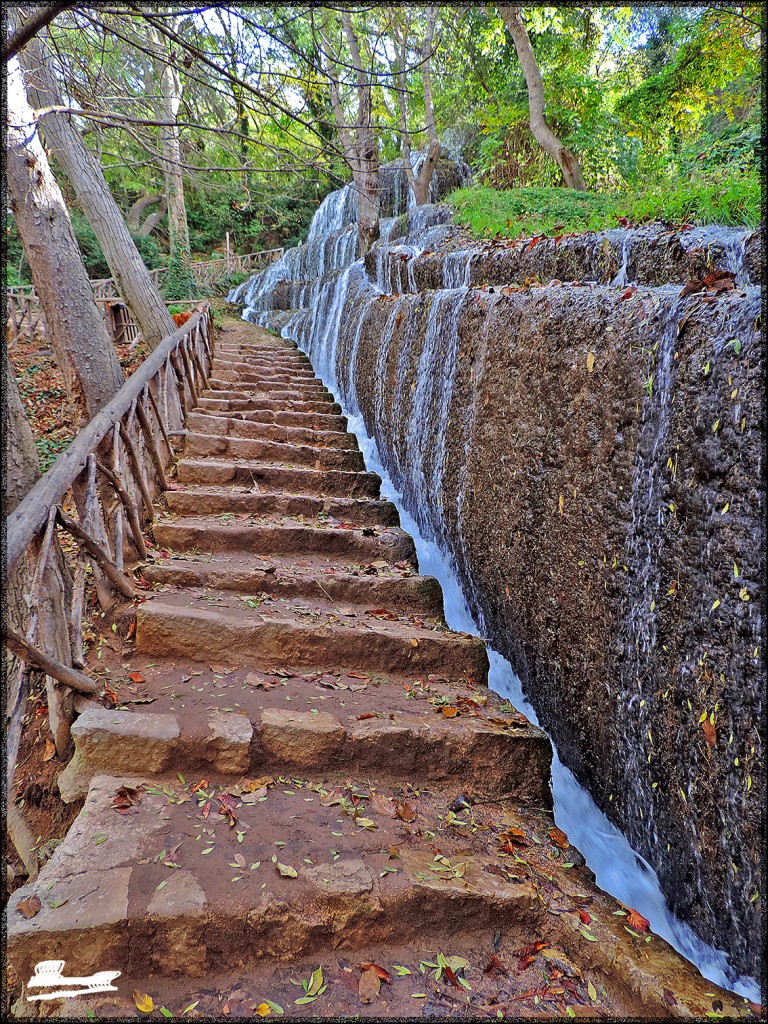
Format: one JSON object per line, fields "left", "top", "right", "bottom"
{"left": 497, "top": 5, "right": 586, "bottom": 190}
{"left": 149, "top": 20, "right": 193, "bottom": 298}
{"left": 17, "top": 19, "right": 177, "bottom": 351}
{"left": 7, "top": 56, "right": 124, "bottom": 419}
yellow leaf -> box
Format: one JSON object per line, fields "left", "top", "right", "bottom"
{"left": 558, "top": 494, "right": 564, "bottom": 515}
{"left": 256, "top": 1004, "right": 272, "bottom": 1017}
{"left": 276, "top": 862, "right": 298, "bottom": 878}
{"left": 588, "top": 980, "right": 598, "bottom": 1002}
{"left": 133, "top": 991, "right": 155, "bottom": 1013}
{"left": 410, "top": 638, "right": 419, "bottom": 647}
{"left": 586, "top": 351, "right": 595, "bottom": 372}
{"left": 733, "top": 563, "right": 739, "bottom": 578}
{"left": 710, "top": 599, "right": 720, "bottom": 612}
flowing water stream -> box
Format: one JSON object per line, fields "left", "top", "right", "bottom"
{"left": 230, "top": 167, "right": 761, "bottom": 1001}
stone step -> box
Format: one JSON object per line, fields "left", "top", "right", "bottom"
{"left": 198, "top": 394, "right": 343, "bottom": 416}
{"left": 186, "top": 411, "right": 357, "bottom": 450}
{"left": 136, "top": 594, "right": 489, "bottom": 680}
{"left": 56, "top": 660, "right": 549, "bottom": 800}
{"left": 164, "top": 487, "right": 399, "bottom": 527}
{"left": 211, "top": 364, "right": 320, "bottom": 384}
{"left": 205, "top": 380, "right": 333, "bottom": 401}
{"left": 217, "top": 342, "right": 307, "bottom": 359}
{"left": 183, "top": 432, "right": 365, "bottom": 471}
{"left": 142, "top": 554, "right": 442, "bottom": 612}
{"left": 212, "top": 358, "right": 316, "bottom": 377}
{"left": 193, "top": 400, "right": 347, "bottom": 430}
{"left": 8, "top": 772, "right": 742, "bottom": 1021}
{"left": 152, "top": 517, "right": 416, "bottom": 564}
{"left": 176, "top": 459, "right": 381, "bottom": 498}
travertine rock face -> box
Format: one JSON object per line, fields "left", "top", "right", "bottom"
{"left": 229, "top": 173, "right": 763, "bottom": 979}
{"left": 340, "top": 278, "right": 763, "bottom": 980}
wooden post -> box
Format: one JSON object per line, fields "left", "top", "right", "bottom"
{"left": 4, "top": 626, "right": 99, "bottom": 694}
{"left": 119, "top": 421, "right": 155, "bottom": 524}
{"left": 136, "top": 391, "right": 169, "bottom": 491}
{"left": 55, "top": 506, "right": 138, "bottom": 599}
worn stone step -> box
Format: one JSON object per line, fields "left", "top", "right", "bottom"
{"left": 212, "top": 357, "right": 316, "bottom": 376}
{"left": 164, "top": 487, "right": 399, "bottom": 527}
{"left": 8, "top": 772, "right": 742, "bottom": 1021}
{"left": 142, "top": 554, "right": 442, "bottom": 612}
{"left": 56, "top": 663, "right": 549, "bottom": 800}
{"left": 204, "top": 381, "right": 334, "bottom": 402}
{"left": 152, "top": 517, "right": 416, "bottom": 564}
{"left": 198, "top": 394, "right": 343, "bottom": 416}
{"left": 183, "top": 432, "right": 365, "bottom": 471}
{"left": 211, "top": 365, "right": 319, "bottom": 384}
{"left": 176, "top": 459, "right": 381, "bottom": 498}
{"left": 136, "top": 594, "right": 489, "bottom": 680}
{"left": 193, "top": 400, "right": 347, "bottom": 430}
{"left": 217, "top": 342, "right": 306, "bottom": 359}
{"left": 186, "top": 411, "right": 357, "bottom": 450}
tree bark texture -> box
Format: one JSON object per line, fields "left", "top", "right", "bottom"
{"left": 149, "top": 21, "right": 193, "bottom": 296}
{"left": 6, "top": 57, "right": 124, "bottom": 420}
{"left": 17, "top": 20, "right": 177, "bottom": 351}
{"left": 497, "top": 5, "right": 586, "bottom": 190}
{"left": 393, "top": 7, "right": 442, "bottom": 206}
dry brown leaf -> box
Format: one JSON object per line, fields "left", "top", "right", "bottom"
{"left": 395, "top": 802, "right": 416, "bottom": 822}
{"left": 43, "top": 739, "right": 56, "bottom": 762}
{"left": 358, "top": 967, "right": 381, "bottom": 1004}
{"left": 586, "top": 351, "right": 595, "bottom": 372}
{"left": 370, "top": 793, "right": 397, "bottom": 817}
{"left": 549, "top": 826, "right": 570, "bottom": 849}
{"left": 16, "top": 895, "right": 42, "bottom": 919}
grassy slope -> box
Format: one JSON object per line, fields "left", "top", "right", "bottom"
{"left": 447, "top": 176, "right": 761, "bottom": 241}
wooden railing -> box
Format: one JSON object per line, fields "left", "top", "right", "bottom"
{"left": 6, "top": 250, "right": 281, "bottom": 351}
{"left": 3, "top": 305, "right": 214, "bottom": 783}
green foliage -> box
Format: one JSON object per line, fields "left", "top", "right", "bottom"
{"left": 163, "top": 254, "right": 197, "bottom": 301}
{"left": 449, "top": 172, "right": 760, "bottom": 241}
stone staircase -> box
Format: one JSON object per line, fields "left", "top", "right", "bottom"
{"left": 7, "top": 324, "right": 749, "bottom": 1019}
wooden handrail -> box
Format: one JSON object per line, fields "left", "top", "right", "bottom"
{"left": 4, "top": 304, "right": 209, "bottom": 579}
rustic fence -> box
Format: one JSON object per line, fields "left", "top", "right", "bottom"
{"left": 5, "top": 249, "right": 282, "bottom": 351}
{"left": 3, "top": 305, "right": 214, "bottom": 804}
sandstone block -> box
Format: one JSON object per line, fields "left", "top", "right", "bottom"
{"left": 260, "top": 709, "right": 345, "bottom": 767}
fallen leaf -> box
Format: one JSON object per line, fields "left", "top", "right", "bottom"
{"left": 549, "top": 826, "right": 570, "bottom": 849}
{"left": 16, "top": 895, "right": 42, "bottom": 919}
{"left": 395, "top": 801, "right": 416, "bottom": 822}
{"left": 497, "top": 827, "right": 529, "bottom": 848}
{"left": 586, "top": 351, "right": 595, "bottom": 372}
{"left": 357, "top": 962, "right": 392, "bottom": 983}
{"left": 43, "top": 739, "right": 56, "bottom": 762}
{"left": 129, "top": 672, "right": 145, "bottom": 683}
{"left": 441, "top": 706, "right": 459, "bottom": 718}
{"left": 275, "top": 861, "right": 298, "bottom": 878}
{"left": 133, "top": 991, "right": 155, "bottom": 1013}
{"left": 541, "top": 948, "right": 583, "bottom": 978}
{"left": 620, "top": 287, "right": 637, "bottom": 300}
{"left": 679, "top": 278, "right": 705, "bottom": 298}
{"left": 484, "top": 953, "right": 508, "bottom": 975}
{"left": 359, "top": 967, "right": 380, "bottom": 1004}
{"left": 702, "top": 719, "right": 717, "bottom": 748}
{"left": 370, "top": 793, "right": 397, "bottom": 817}
{"left": 240, "top": 786, "right": 268, "bottom": 803}
{"left": 626, "top": 908, "right": 650, "bottom": 932}
{"left": 579, "top": 911, "right": 591, "bottom": 925}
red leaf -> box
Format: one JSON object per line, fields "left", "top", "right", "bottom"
{"left": 357, "top": 713, "right": 376, "bottom": 720}
{"left": 627, "top": 908, "right": 650, "bottom": 932}
{"left": 129, "top": 672, "right": 145, "bottom": 684}
{"left": 579, "top": 910, "right": 591, "bottom": 925}
{"left": 679, "top": 279, "right": 705, "bottom": 298}
{"left": 357, "top": 962, "right": 392, "bottom": 983}
{"left": 484, "top": 953, "right": 508, "bottom": 975}
{"left": 620, "top": 287, "right": 637, "bottom": 300}
{"left": 525, "top": 236, "right": 540, "bottom": 253}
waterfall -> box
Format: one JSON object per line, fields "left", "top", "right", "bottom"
{"left": 228, "top": 166, "right": 761, "bottom": 1002}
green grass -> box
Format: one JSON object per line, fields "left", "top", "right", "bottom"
{"left": 448, "top": 172, "right": 760, "bottom": 241}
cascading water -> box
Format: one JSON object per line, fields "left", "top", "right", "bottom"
{"left": 229, "top": 165, "right": 761, "bottom": 1002}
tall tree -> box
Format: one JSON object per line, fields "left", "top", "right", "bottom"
{"left": 320, "top": 10, "right": 380, "bottom": 253}
{"left": 16, "top": 10, "right": 177, "bottom": 351}
{"left": 6, "top": 55, "right": 123, "bottom": 419}
{"left": 391, "top": 6, "right": 442, "bottom": 206}
{"left": 147, "top": 17, "right": 194, "bottom": 298}
{"left": 496, "top": 5, "right": 586, "bottom": 190}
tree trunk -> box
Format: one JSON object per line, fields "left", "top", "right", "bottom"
{"left": 17, "top": 21, "right": 177, "bottom": 351}
{"left": 7, "top": 57, "right": 124, "bottom": 420}
{"left": 497, "top": 5, "right": 586, "bottom": 190}
{"left": 150, "top": 21, "right": 193, "bottom": 298}
{"left": 323, "top": 12, "right": 380, "bottom": 254}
